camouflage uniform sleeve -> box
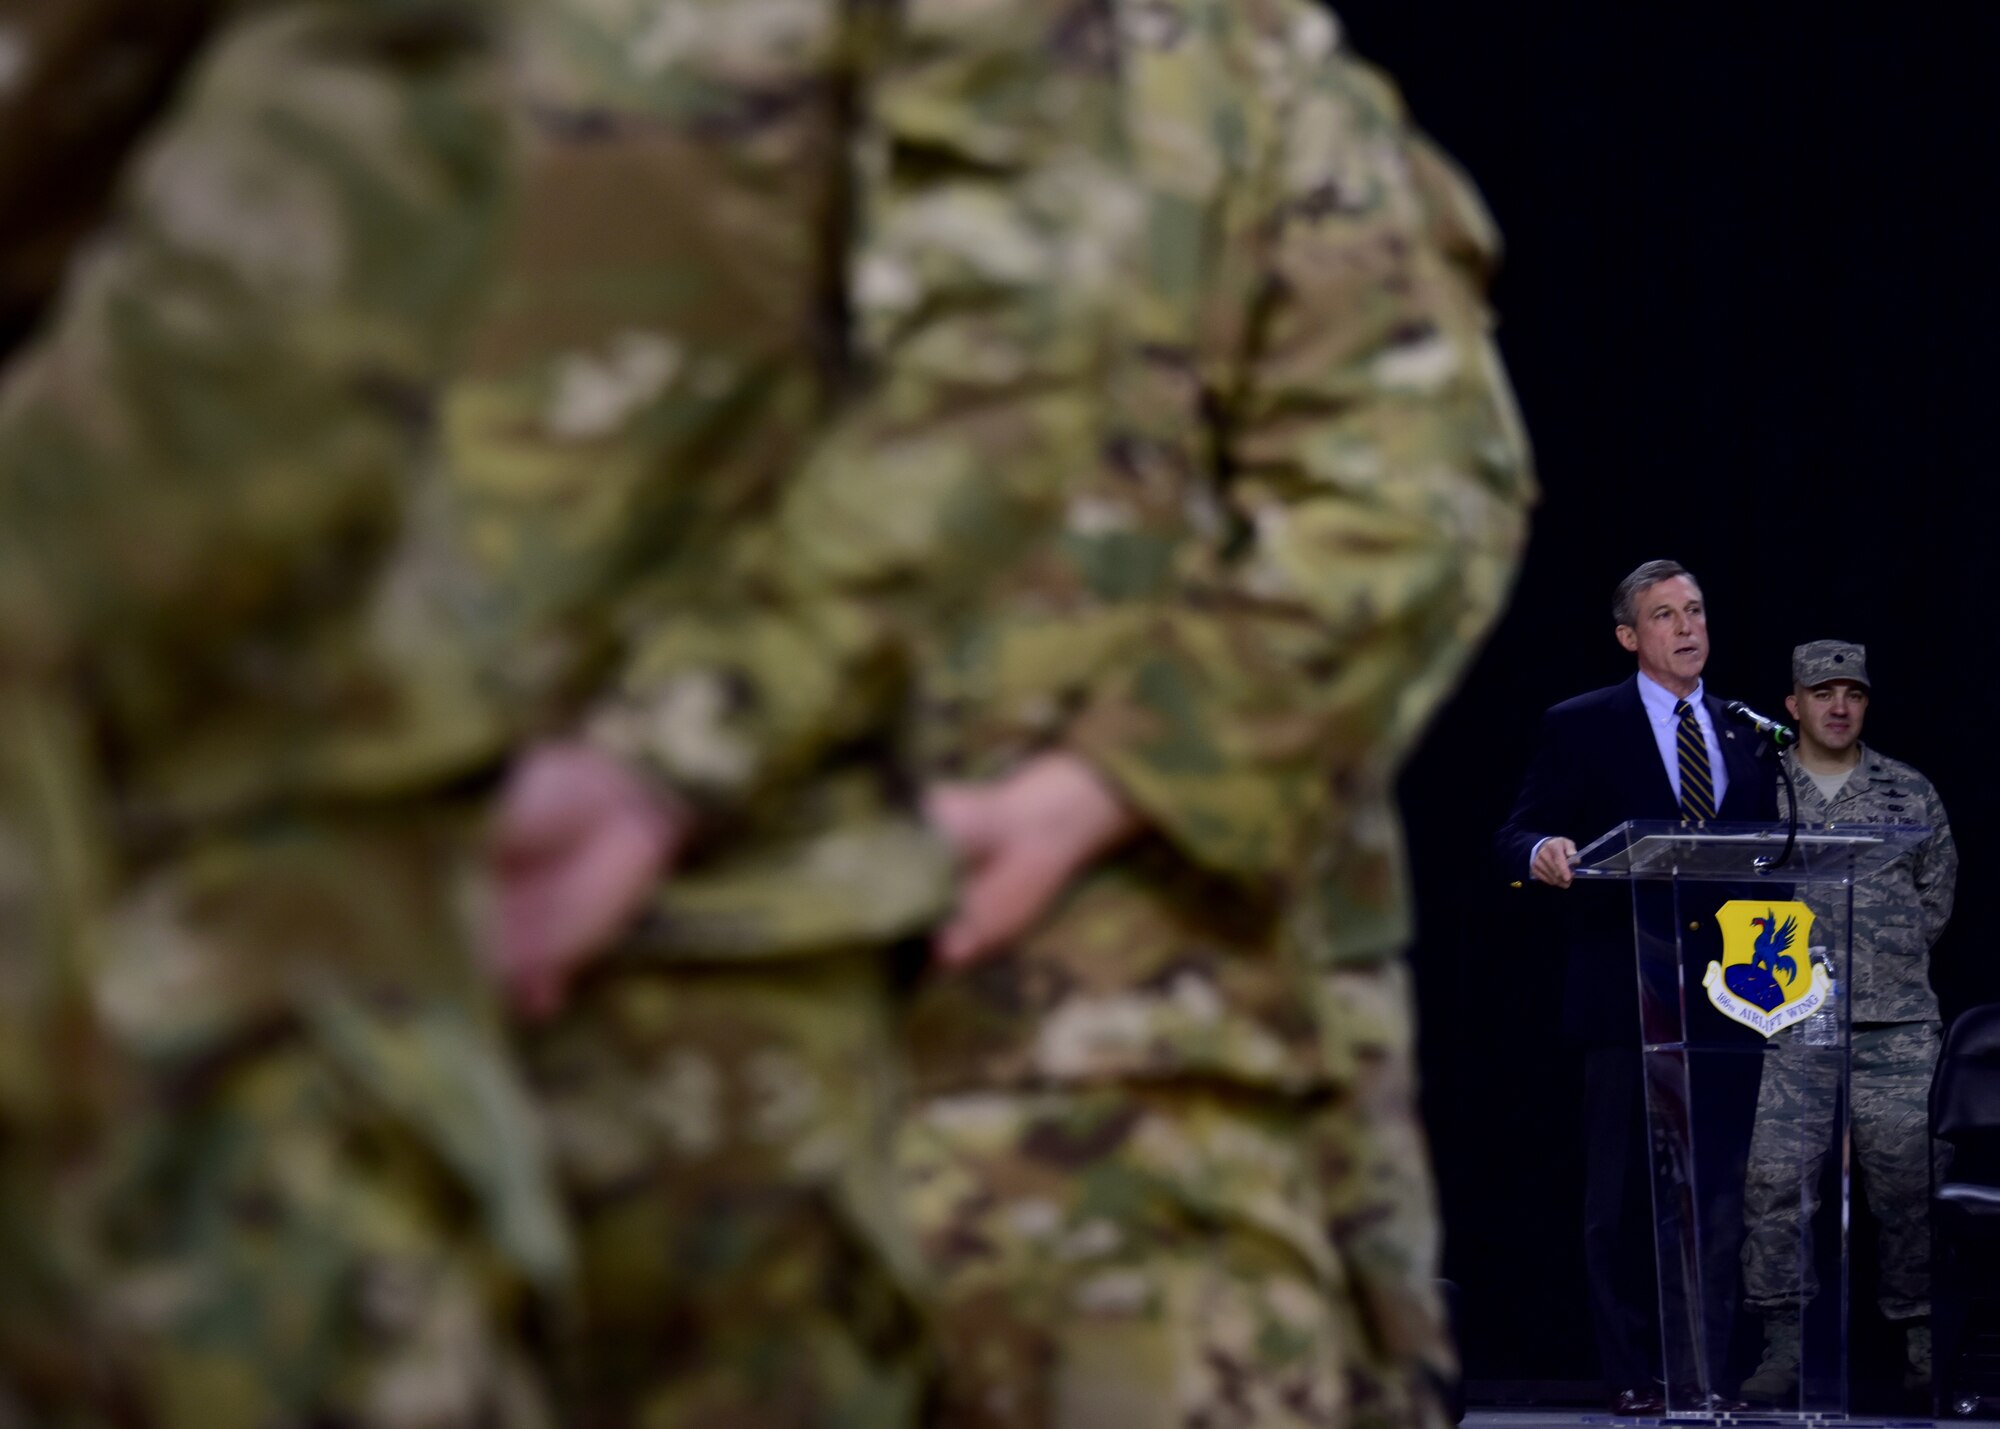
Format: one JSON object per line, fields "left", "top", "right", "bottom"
{"left": 1060, "top": 39, "right": 1537, "bottom": 882}
{"left": 0, "top": 0, "right": 510, "bottom": 677}
{"left": 1915, "top": 776, "right": 1957, "bottom": 949}
{"left": 0, "top": 0, "right": 213, "bottom": 358}
{"left": 584, "top": 0, "right": 1124, "bottom": 809}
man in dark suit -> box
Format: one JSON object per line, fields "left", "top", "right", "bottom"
{"left": 1497, "top": 559, "right": 1779, "bottom": 1412}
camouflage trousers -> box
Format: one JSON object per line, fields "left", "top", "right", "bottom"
{"left": 896, "top": 1084, "right": 1350, "bottom": 1428}
{"left": 1741, "top": 1019, "right": 1942, "bottom": 1320}
{"left": 518, "top": 950, "right": 928, "bottom": 1429}
{"left": 1310, "top": 964, "right": 1453, "bottom": 1429}
{"left": 53, "top": 805, "right": 566, "bottom": 1429}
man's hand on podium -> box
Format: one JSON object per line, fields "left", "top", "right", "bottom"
{"left": 1531, "top": 836, "right": 1579, "bottom": 889}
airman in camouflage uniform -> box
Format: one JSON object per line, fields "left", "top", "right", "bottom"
{"left": 894, "top": 3, "right": 1534, "bottom": 1424}
{"left": 0, "top": 4, "right": 571, "bottom": 1424}
{"left": 1742, "top": 641, "right": 1957, "bottom": 1399}
{"left": 438, "top": 0, "right": 1129, "bottom": 1423}
{"left": 1286, "top": 93, "right": 1532, "bottom": 1429}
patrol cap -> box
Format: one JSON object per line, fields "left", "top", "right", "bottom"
{"left": 1792, "top": 639, "right": 1870, "bottom": 690}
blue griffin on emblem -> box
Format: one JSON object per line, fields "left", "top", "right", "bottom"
{"left": 1723, "top": 908, "right": 1799, "bottom": 1012}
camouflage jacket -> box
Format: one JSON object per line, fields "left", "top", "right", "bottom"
{"left": 439, "top": 0, "right": 1529, "bottom": 1087}
{"left": 0, "top": 1, "right": 581, "bottom": 1289}
{"left": 451, "top": 0, "right": 1127, "bottom": 957}
{"left": 904, "top": 0, "right": 1535, "bottom": 1095}
{"left": 0, "top": 681, "right": 106, "bottom": 1139}
{"left": 0, "top": 0, "right": 520, "bottom": 832}
{"left": 1275, "top": 119, "right": 1535, "bottom": 982}
{"left": 1779, "top": 744, "right": 1955, "bottom": 1023}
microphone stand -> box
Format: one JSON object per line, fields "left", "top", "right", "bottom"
{"left": 1755, "top": 745, "right": 1799, "bottom": 873}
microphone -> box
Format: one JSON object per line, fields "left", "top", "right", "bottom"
{"left": 1724, "top": 700, "right": 1798, "bottom": 749}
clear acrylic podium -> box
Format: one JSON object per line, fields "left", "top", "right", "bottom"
{"left": 1573, "top": 820, "right": 1931, "bottom": 1419}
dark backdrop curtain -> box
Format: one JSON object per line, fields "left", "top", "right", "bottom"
{"left": 1332, "top": 0, "right": 2000, "bottom": 1385}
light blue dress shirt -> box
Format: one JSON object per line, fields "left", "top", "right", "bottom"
{"left": 1636, "top": 671, "right": 1728, "bottom": 808}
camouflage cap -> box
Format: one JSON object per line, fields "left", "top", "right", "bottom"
{"left": 1792, "top": 639, "right": 1870, "bottom": 689}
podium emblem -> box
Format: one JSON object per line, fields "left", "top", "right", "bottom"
{"left": 1703, "top": 900, "right": 1827, "bottom": 1037}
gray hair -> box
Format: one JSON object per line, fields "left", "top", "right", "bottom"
{"left": 1612, "top": 559, "right": 1698, "bottom": 628}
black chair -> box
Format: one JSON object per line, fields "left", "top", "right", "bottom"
{"left": 1933, "top": 1004, "right": 2000, "bottom": 1416}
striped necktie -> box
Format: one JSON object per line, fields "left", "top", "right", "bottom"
{"left": 1675, "top": 698, "right": 1717, "bottom": 822}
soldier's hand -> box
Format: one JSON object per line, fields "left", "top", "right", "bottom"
{"left": 1530, "top": 837, "right": 1578, "bottom": 889}
{"left": 924, "top": 751, "right": 1142, "bottom": 968}
{"left": 488, "top": 742, "right": 694, "bottom": 1018}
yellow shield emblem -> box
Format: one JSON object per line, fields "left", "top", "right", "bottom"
{"left": 1703, "top": 899, "right": 1826, "bottom": 1037}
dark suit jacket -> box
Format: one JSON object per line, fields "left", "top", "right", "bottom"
{"left": 1496, "top": 674, "right": 1780, "bottom": 1044}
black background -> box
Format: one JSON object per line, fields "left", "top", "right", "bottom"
{"left": 1332, "top": 2, "right": 2000, "bottom": 1388}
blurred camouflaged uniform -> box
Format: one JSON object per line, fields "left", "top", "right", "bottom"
{"left": 0, "top": 3, "right": 571, "bottom": 1424}
{"left": 1742, "top": 739, "right": 1955, "bottom": 1391}
{"left": 1283, "top": 68, "right": 1533, "bottom": 1429}
{"left": 438, "top": 0, "right": 1125, "bottom": 1422}
{"left": 0, "top": 5, "right": 194, "bottom": 1410}
{"left": 0, "top": 682, "right": 109, "bottom": 1429}
{"left": 894, "top": 3, "right": 1533, "bottom": 1425}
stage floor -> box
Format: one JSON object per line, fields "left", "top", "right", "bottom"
{"left": 1465, "top": 1412, "right": 1937, "bottom": 1429}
